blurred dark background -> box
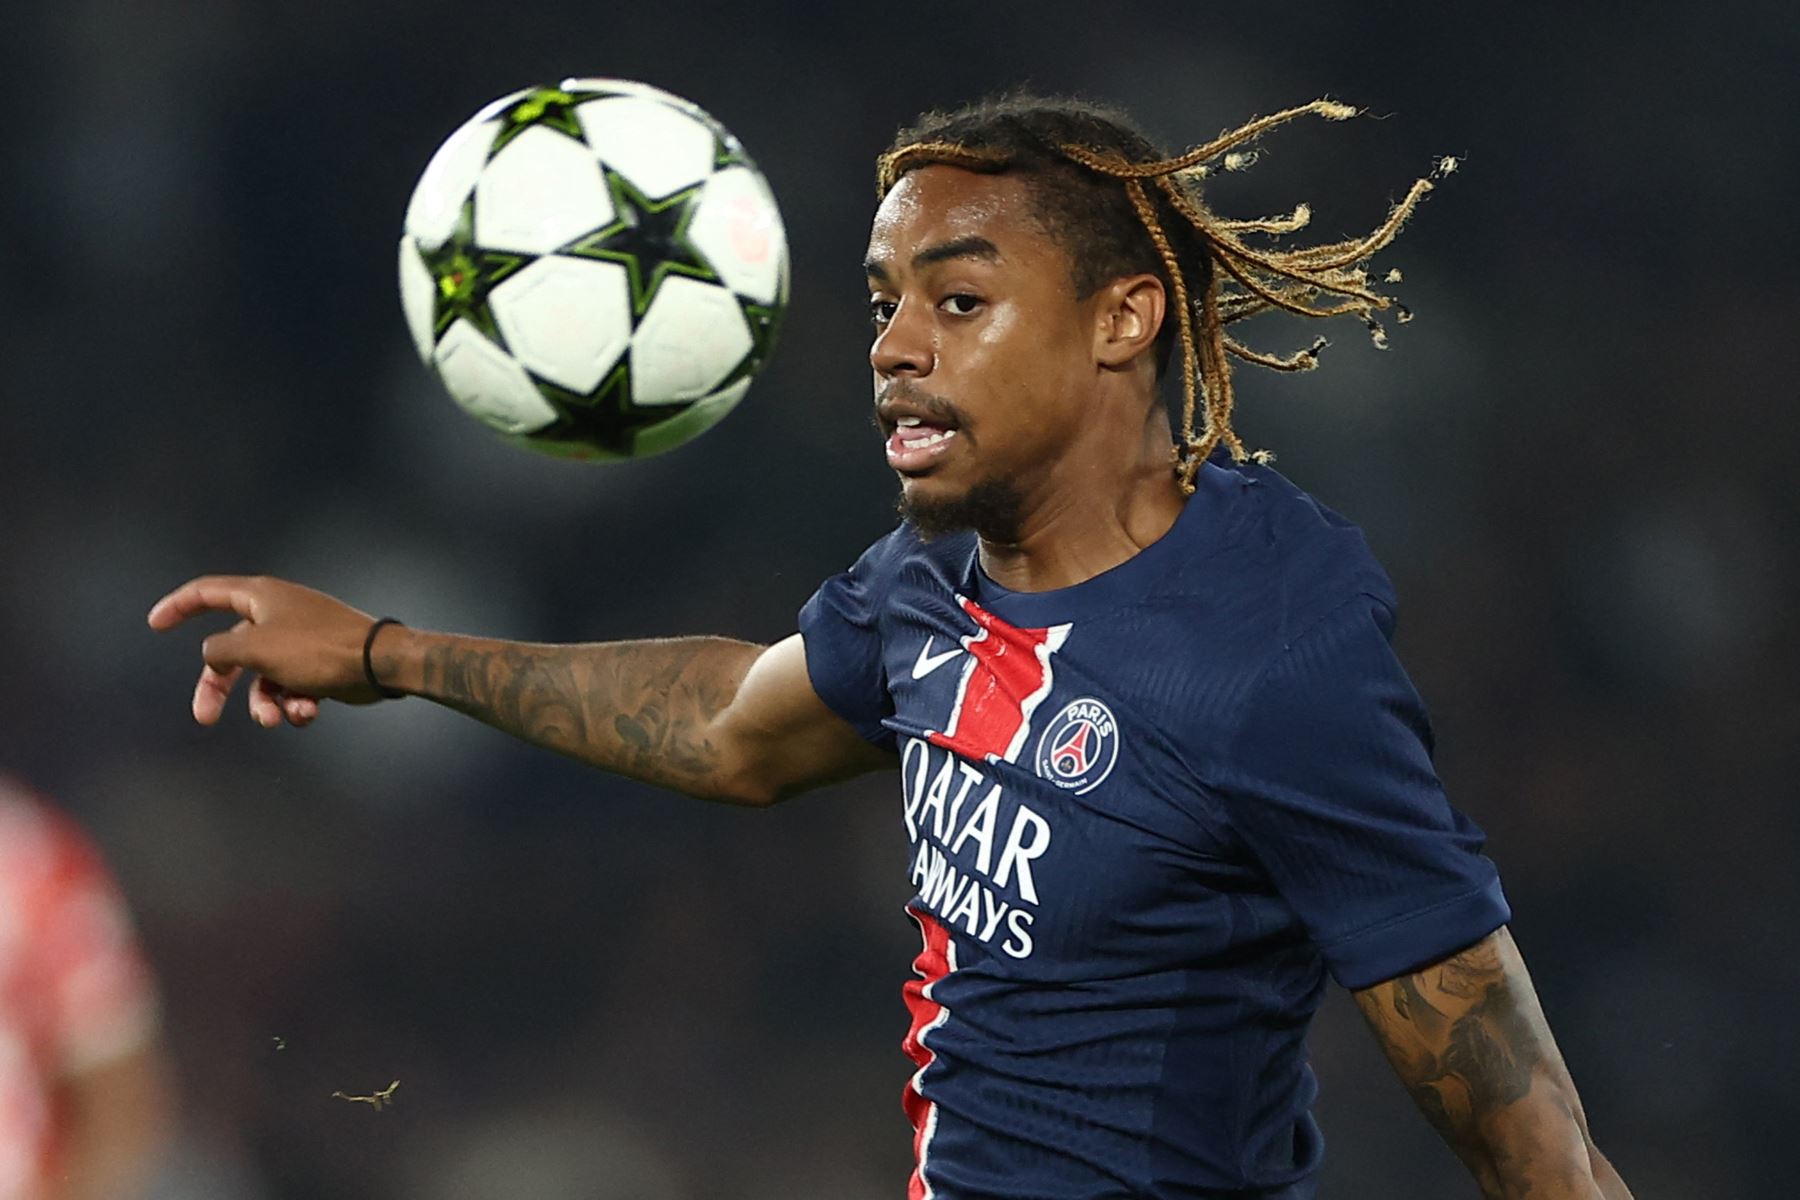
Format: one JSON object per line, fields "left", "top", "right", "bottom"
{"left": 3, "top": 0, "right": 1794, "bottom": 1195}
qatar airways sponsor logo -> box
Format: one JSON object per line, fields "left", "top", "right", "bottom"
{"left": 900, "top": 736, "right": 1050, "bottom": 960}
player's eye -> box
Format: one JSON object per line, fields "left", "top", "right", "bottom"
{"left": 941, "top": 294, "right": 983, "bottom": 317}
{"left": 869, "top": 298, "right": 898, "bottom": 328}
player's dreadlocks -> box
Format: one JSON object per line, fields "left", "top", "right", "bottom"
{"left": 877, "top": 94, "right": 1448, "bottom": 493}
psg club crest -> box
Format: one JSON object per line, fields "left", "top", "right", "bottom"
{"left": 1033, "top": 698, "right": 1120, "bottom": 794}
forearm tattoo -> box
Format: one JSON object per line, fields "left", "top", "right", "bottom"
{"left": 1354, "top": 931, "right": 1622, "bottom": 1198}
{"left": 416, "top": 637, "right": 759, "bottom": 798}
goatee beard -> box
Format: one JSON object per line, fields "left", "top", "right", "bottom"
{"left": 899, "top": 476, "right": 1025, "bottom": 544}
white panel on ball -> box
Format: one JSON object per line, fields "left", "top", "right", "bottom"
{"left": 397, "top": 239, "right": 440, "bottom": 362}
{"left": 474, "top": 125, "right": 614, "bottom": 256}
{"left": 433, "top": 319, "right": 560, "bottom": 435}
{"left": 561, "top": 77, "right": 697, "bottom": 115}
{"left": 633, "top": 378, "right": 751, "bottom": 457}
{"left": 405, "top": 116, "right": 501, "bottom": 251}
{"left": 630, "top": 277, "right": 754, "bottom": 405}
{"left": 575, "top": 96, "right": 716, "bottom": 199}
{"left": 489, "top": 257, "right": 633, "bottom": 395}
{"left": 688, "top": 167, "right": 787, "bottom": 306}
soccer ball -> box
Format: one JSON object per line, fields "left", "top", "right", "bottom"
{"left": 398, "top": 79, "right": 788, "bottom": 460}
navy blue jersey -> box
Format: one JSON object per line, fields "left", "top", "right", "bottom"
{"left": 799, "top": 456, "right": 1509, "bottom": 1200}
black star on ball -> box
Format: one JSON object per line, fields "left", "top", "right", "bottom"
{"left": 420, "top": 214, "right": 526, "bottom": 347}
{"left": 566, "top": 171, "right": 719, "bottom": 317}
{"left": 490, "top": 85, "right": 613, "bottom": 153}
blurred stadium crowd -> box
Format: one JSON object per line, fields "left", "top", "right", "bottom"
{"left": 1, "top": 0, "right": 1793, "bottom": 1196}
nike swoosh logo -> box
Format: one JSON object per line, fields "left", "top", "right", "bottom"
{"left": 912, "top": 636, "right": 963, "bottom": 680}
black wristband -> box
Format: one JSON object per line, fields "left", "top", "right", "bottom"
{"left": 362, "top": 617, "right": 406, "bottom": 700}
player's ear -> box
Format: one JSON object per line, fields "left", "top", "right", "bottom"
{"left": 1092, "top": 274, "right": 1166, "bottom": 370}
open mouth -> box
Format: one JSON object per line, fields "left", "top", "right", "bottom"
{"left": 885, "top": 414, "right": 960, "bottom": 472}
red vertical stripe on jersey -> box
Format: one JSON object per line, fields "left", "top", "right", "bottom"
{"left": 928, "top": 597, "right": 1070, "bottom": 764}
{"left": 902, "top": 905, "right": 954, "bottom": 1200}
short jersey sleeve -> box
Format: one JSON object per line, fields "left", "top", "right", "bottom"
{"left": 1213, "top": 595, "right": 1510, "bottom": 990}
{"left": 798, "top": 533, "right": 905, "bottom": 751}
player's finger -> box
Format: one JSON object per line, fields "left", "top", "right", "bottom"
{"left": 201, "top": 620, "right": 259, "bottom": 674}
{"left": 257, "top": 678, "right": 317, "bottom": 729}
{"left": 193, "top": 664, "right": 243, "bottom": 726}
{"left": 148, "top": 576, "right": 264, "bottom": 632}
{"left": 248, "top": 674, "right": 285, "bottom": 728}
{"left": 282, "top": 693, "right": 320, "bottom": 727}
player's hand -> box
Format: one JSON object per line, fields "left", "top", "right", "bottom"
{"left": 147, "top": 575, "right": 392, "bottom": 728}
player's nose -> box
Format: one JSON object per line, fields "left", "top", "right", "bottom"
{"left": 871, "top": 300, "right": 934, "bottom": 378}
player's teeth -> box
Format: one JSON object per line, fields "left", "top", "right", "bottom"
{"left": 897, "top": 416, "right": 922, "bottom": 427}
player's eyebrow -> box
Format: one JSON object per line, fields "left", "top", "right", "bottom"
{"left": 864, "top": 235, "right": 1003, "bottom": 281}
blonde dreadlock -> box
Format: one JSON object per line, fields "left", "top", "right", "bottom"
{"left": 877, "top": 97, "right": 1445, "bottom": 493}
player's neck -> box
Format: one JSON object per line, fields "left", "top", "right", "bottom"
{"left": 977, "top": 418, "right": 1185, "bottom": 594}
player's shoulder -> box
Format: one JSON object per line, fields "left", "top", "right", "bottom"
{"left": 1189, "top": 454, "right": 1398, "bottom": 638}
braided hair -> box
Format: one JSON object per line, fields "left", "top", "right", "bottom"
{"left": 877, "top": 93, "right": 1448, "bottom": 492}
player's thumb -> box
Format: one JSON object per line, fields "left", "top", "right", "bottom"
{"left": 201, "top": 619, "right": 261, "bottom": 673}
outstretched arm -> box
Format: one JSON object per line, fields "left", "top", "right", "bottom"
{"left": 148, "top": 575, "right": 894, "bottom": 805}
{"left": 383, "top": 626, "right": 891, "bottom": 804}
{"left": 1352, "top": 927, "right": 1631, "bottom": 1200}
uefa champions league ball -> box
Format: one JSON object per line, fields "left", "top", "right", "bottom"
{"left": 398, "top": 79, "right": 788, "bottom": 460}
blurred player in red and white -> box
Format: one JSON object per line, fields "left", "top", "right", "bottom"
{"left": 0, "top": 777, "right": 172, "bottom": 1199}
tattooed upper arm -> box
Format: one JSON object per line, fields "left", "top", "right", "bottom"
{"left": 1352, "top": 928, "right": 1620, "bottom": 1199}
